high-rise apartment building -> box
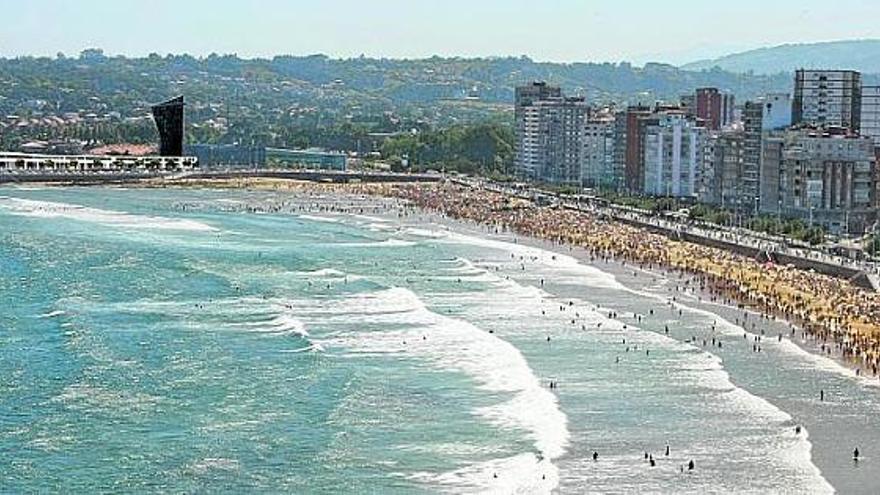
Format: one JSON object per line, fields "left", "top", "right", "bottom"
{"left": 792, "top": 70, "right": 862, "bottom": 131}
{"left": 759, "top": 132, "right": 786, "bottom": 215}
{"left": 713, "top": 130, "right": 745, "bottom": 209}
{"left": 642, "top": 113, "right": 707, "bottom": 198}
{"left": 581, "top": 113, "right": 616, "bottom": 190}
{"left": 514, "top": 82, "right": 589, "bottom": 185}
{"left": 514, "top": 82, "right": 562, "bottom": 180}
{"left": 696, "top": 131, "right": 719, "bottom": 204}
{"left": 620, "top": 105, "right": 653, "bottom": 193}
{"left": 741, "top": 101, "right": 764, "bottom": 214}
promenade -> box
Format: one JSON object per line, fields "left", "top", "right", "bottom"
{"left": 459, "top": 178, "right": 880, "bottom": 291}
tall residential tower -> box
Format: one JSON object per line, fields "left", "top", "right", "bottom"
{"left": 514, "top": 82, "right": 589, "bottom": 185}
{"left": 792, "top": 70, "right": 861, "bottom": 131}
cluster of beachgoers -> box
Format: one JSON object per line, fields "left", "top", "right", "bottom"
{"left": 378, "top": 181, "right": 880, "bottom": 380}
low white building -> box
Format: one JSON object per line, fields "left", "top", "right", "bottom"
{"left": 0, "top": 153, "right": 198, "bottom": 175}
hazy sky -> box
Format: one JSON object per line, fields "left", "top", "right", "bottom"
{"left": 2, "top": 0, "right": 879, "bottom": 64}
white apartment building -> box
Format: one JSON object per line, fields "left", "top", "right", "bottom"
{"left": 581, "top": 116, "right": 615, "bottom": 189}
{"left": 758, "top": 93, "right": 793, "bottom": 131}
{"left": 642, "top": 114, "right": 707, "bottom": 198}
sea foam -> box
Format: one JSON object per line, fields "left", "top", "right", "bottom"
{"left": 0, "top": 197, "right": 216, "bottom": 232}
{"left": 319, "top": 287, "right": 570, "bottom": 493}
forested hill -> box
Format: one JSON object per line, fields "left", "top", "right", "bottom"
{"left": 0, "top": 51, "right": 791, "bottom": 121}
{"left": 683, "top": 40, "right": 880, "bottom": 75}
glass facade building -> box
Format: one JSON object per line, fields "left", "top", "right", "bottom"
{"left": 151, "top": 96, "right": 185, "bottom": 156}
{"left": 185, "top": 144, "right": 266, "bottom": 169}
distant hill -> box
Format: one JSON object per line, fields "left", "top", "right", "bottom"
{"left": 682, "top": 40, "right": 880, "bottom": 75}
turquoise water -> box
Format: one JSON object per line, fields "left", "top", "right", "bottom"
{"left": 1, "top": 186, "right": 878, "bottom": 493}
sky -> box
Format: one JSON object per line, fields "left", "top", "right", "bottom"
{"left": 2, "top": 0, "right": 879, "bottom": 65}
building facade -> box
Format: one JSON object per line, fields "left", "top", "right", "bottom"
{"left": 581, "top": 115, "right": 616, "bottom": 189}
{"left": 0, "top": 152, "right": 197, "bottom": 175}
{"left": 696, "top": 131, "right": 719, "bottom": 204}
{"left": 186, "top": 144, "right": 266, "bottom": 169}
{"left": 266, "top": 148, "right": 347, "bottom": 170}
{"left": 792, "top": 70, "right": 861, "bottom": 131}
{"left": 860, "top": 86, "right": 880, "bottom": 148}
{"left": 761, "top": 129, "right": 876, "bottom": 234}
{"left": 711, "top": 131, "right": 745, "bottom": 209}
{"left": 757, "top": 93, "right": 793, "bottom": 131}
{"left": 622, "top": 105, "right": 654, "bottom": 193}
{"left": 759, "top": 132, "right": 786, "bottom": 215}
{"left": 514, "top": 82, "right": 562, "bottom": 180}
{"left": 642, "top": 113, "right": 707, "bottom": 198}
{"left": 741, "top": 101, "right": 764, "bottom": 215}
{"left": 151, "top": 96, "right": 185, "bottom": 157}
{"left": 513, "top": 82, "right": 589, "bottom": 185}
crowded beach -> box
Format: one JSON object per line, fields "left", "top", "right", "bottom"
{"left": 149, "top": 176, "right": 880, "bottom": 379}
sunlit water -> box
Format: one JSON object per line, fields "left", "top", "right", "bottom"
{"left": 1, "top": 186, "right": 877, "bottom": 493}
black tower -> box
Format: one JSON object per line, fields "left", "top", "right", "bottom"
{"left": 151, "top": 96, "right": 185, "bottom": 156}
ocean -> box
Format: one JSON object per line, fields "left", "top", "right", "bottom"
{"left": 0, "top": 186, "right": 877, "bottom": 494}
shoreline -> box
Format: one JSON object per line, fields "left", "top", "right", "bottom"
{"left": 14, "top": 176, "right": 876, "bottom": 378}
{"left": 385, "top": 182, "right": 880, "bottom": 376}
{"left": 421, "top": 207, "right": 872, "bottom": 384}
{"left": 4, "top": 178, "right": 875, "bottom": 491}
{"left": 369, "top": 197, "right": 870, "bottom": 493}
{"left": 377, "top": 198, "right": 846, "bottom": 492}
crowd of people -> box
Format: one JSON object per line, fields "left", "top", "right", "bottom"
{"left": 381, "top": 182, "right": 880, "bottom": 378}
